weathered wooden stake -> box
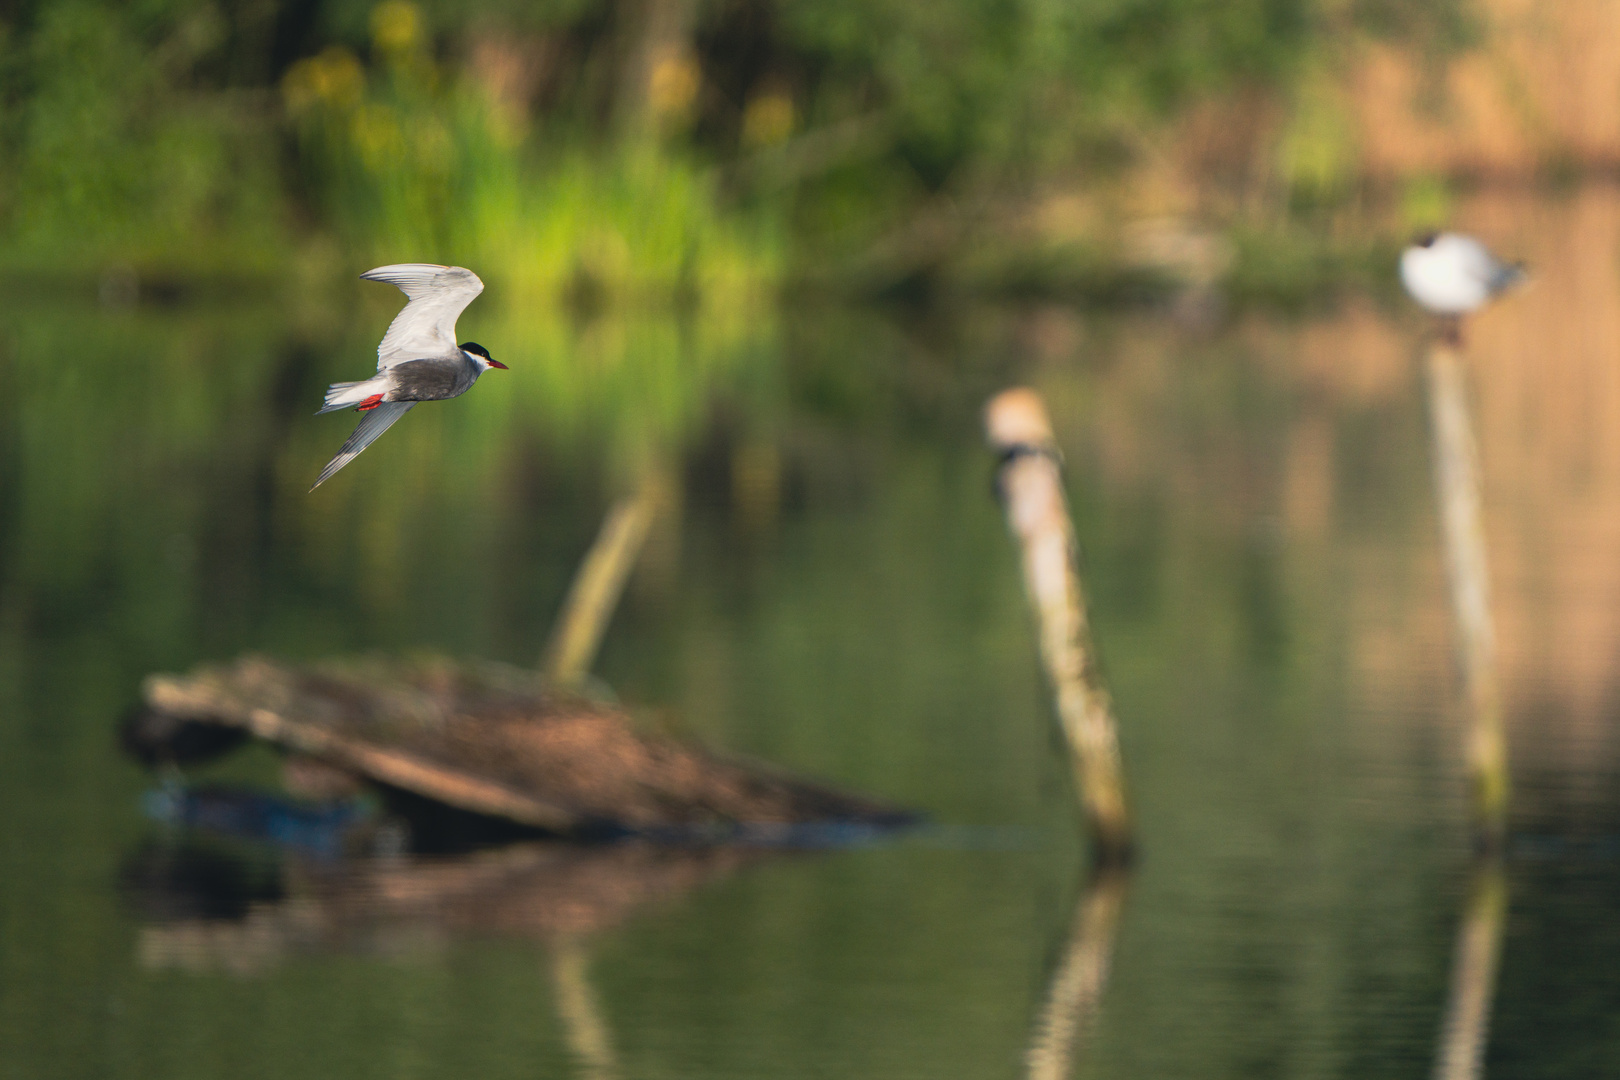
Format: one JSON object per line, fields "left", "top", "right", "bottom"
{"left": 542, "top": 471, "right": 667, "bottom": 690}
{"left": 1425, "top": 341, "right": 1510, "bottom": 847}
{"left": 1024, "top": 869, "right": 1130, "bottom": 1080}
{"left": 1432, "top": 857, "right": 1507, "bottom": 1080}
{"left": 987, "top": 388, "right": 1133, "bottom": 862}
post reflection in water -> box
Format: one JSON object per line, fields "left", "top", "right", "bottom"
{"left": 1024, "top": 869, "right": 1130, "bottom": 1080}
{"left": 550, "top": 936, "right": 621, "bottom": 1080}
{"left": 1433, "top": 859, "right": 1508, "bottom": 1080}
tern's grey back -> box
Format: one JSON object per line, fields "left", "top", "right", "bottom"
{"left": 389, "top": 355, "right": 481, "bottom": 401}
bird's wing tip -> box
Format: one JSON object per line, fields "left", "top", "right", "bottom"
{"left": 360, "top": 262, "right": 449, "bottom": 280}
{"left": 359, "top": 263, "right": 483, "bottom": 295}
{"left": 307, "top": 401, "right": 415, "bottom": 492}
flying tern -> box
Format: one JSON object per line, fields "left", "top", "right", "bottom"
{"left": 311, "top": 264, "right": 505, "bottom": 490}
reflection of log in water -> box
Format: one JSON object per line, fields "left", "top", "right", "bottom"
{"left": 132, "top": 841, "right": 757, "bottom": 975}
{"left": 1425, "top": 341, "right": 1509, "bottom": 845}
{"left": 1433, "top": 858, "right": 1508, "bottom": 1080}
{"left": 986, "top": 388, "right": 1133, "bottom": 861}
{"left": 128, "top": 838, "right": 769, "bottom": 1079}
{"left": 1024, "top": 869, "right": 1129, "bottom": 1080}
{"left": 129, "top": 840, "right": 741, "bottom": 1080}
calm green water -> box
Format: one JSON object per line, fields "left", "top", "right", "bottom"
{"left": 0, "top": 285, "right": 1616, "bottom": 1080}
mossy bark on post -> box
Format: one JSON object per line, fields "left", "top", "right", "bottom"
{"left": 986, "top": 388, "right": 1133, "bottom": 863}
{"left": 1425, "top": 341, "right": 1510, "bottom": 847}
{"left": 542, "top": 470, "right": 668, "bottom": 690}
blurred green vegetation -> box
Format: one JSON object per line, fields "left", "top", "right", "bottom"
{"left": 0, "top": 0, "right": 1474, "bottom": 300}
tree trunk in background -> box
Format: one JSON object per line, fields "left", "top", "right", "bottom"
{"left": 615, "top": 0, "right": 697, "bottom": 139}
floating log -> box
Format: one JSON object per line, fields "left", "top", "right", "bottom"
{"left": 139, "top": 654, "right": 912, "bottom": 835}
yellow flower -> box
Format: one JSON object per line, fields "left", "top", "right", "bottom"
{"left": 648, "top": 49, "right": 700, "bottom": 120}
{"left": 741, "top": 92, "right": 794, "bottom": 148}
{"left": 282, "top": 47, "right": 365, "bottom": 113}
{"left": 371, "top": 1, "right": 421, "bottom": 56}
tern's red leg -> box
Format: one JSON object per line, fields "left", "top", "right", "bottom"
{"left": 356, "top": 394, "right": 385, "bottom": 412}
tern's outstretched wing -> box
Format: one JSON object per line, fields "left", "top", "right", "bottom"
{"left": 310, "top": 402, "right": 415, "bottom": 490}
{"left": 361, "top": 264, "right": 484, "bottom": 371}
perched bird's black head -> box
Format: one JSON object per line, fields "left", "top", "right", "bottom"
{"left": 1413, "top": 231, "right": 1439, "bottom": 248}
{"left": 460, "top": 341, "right": 507, "bottom": 370}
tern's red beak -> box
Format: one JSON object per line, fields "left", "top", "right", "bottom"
{"left": 487, "top": 359, "right": 508, "bottom": 369}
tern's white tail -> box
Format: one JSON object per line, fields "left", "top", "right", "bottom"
{"left": 318, "top": 375, "right": 389, "bottom": 414}
{"left": 311, "top": 402, "right": 415, "bottom": 489}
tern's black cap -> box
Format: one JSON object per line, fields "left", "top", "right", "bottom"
{"left": 460, "top": 342, "right": 491, "bottom": 358}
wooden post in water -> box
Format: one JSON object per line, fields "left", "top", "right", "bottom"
{"left": 986, "top": 388, "right": 1133, "bottom": 862}
{"left": 1425, "top": 340, "right": 1509, "bottom": 847}
{"left": 1024, "top": 869, "right": 1130, "bottom": 1080}
{"left": 542, "top": 469, "right": 668, "bottom": 691}
{"left": 1432, "top": 857, "right": 1508, "bottom": 1080}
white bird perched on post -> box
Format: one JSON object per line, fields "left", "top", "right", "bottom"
{"left": 1402, "top": 232, "right": 1517, "bottom": 842}
{"left": 311, "top": 264, "right": 507, "bottom": 490}
{"left": 1400, "top": 232, "right": 1525, "bottom": 338}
